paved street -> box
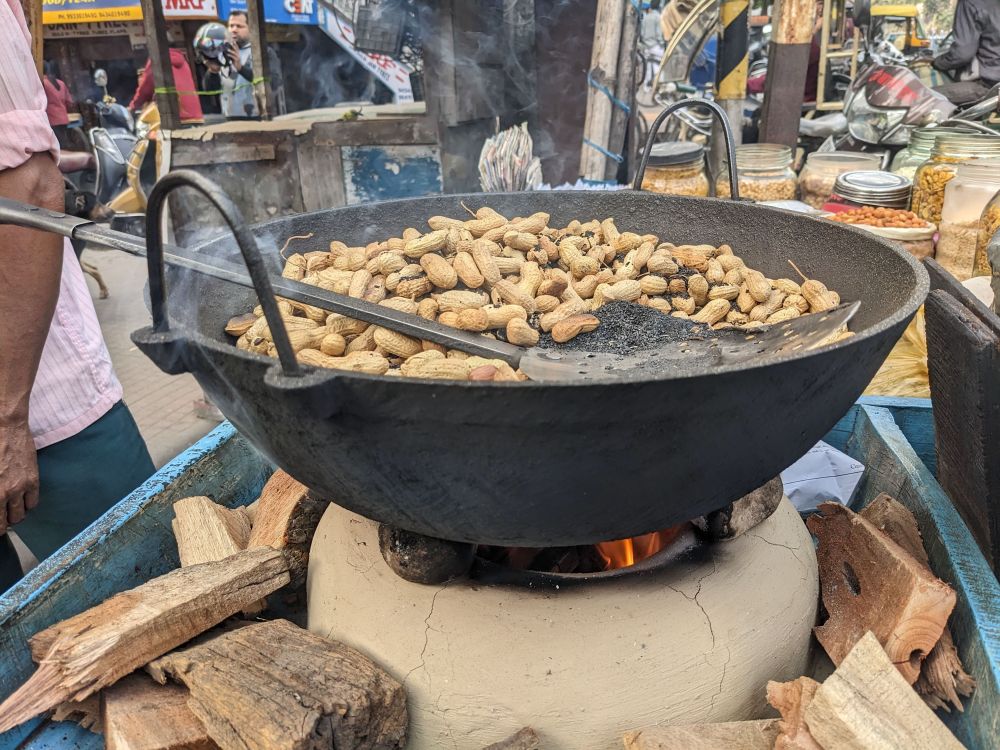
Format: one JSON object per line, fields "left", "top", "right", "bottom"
{"left": 82, "top": 246, "right": 217, "bottom": 468}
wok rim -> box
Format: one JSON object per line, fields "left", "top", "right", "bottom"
{"left": 182, "top": 192, "right": 929, "bottom": 388}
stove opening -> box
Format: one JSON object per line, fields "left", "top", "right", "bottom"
{"left": 476, "top": 524, "right": 691, "bottom": 574}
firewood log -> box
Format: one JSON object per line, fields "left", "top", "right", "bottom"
{"left": 481, "top": 727, "right": 540, "bottom": 750}
{"left": 622, "top": 720, "right": 780, "bottom": 749}
{"left": 51, "top": 695, "right": 102, "bottom": 734}
{"left": 147, "top": 619, "right": 407, "bottom": 750}
{"left": 766, "top": 677, "right": 823, "bottom": 750}
{"left": 0, "top": 547, "right": 289, "bottom": 733}
{"left": 804, "top": 632, "right": 964, "bottom": 749}
{"left": 807, "top": 502, "right": 955, "bottom": 683}
{"left": 246, "top": 470, "right": 329, "bottom": 587}
{"left": 172, "top": 496, "right": 252, "bottom": 567}
{"left": 860, "top": 493, "right": 976, "bottom": 711}
{"left": 103, "top": 673, "right": 218, "bottom": 750}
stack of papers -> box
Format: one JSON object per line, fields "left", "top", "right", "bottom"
{"left": 478, "top": 122, "right": 543, "bottom": 192}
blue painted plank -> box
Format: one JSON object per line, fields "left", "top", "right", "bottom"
{"left": 845, "top": 405, "right": 1000, "bottom": 750}
{"left": 13, "top": 722, "right": 98, "bottom": 750}
{"left": 825, "top": 397, "right": 937, "bottom": 476}
{"left": 341, "top": 145, "right": 442, "bottom": 204}
{"left": 0, "top": 423, "right": 273, "bottom": 750}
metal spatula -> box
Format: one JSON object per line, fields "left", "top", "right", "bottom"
{"left": 0, "top": 197, "right": 859, "bottom": 383}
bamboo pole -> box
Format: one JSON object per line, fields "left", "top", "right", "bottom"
{"left": 139, "top": 0, "right": 181, "bottom": 130}
{"left": 19, "top": 0, "right": 44, "bottom": 76}
{"left": 579, "top": 0, "right": 627, "bottom": 182}
{"left": 759, "top": 0, "right": 817, "bottom": 146}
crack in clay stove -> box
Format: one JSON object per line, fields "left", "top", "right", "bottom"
{"left": 707, "top": 646, "right": 733, "bottom": 715}
{"left": 667, "top": 560, "right": 720, "bottom": 649}
{"left": 747, "top": 531, "right": 800, "bottom": 552}
{"left": 403, "top": 585, "right": 446, "bottom": 691}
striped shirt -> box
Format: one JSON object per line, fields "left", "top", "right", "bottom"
{"left": 2, "top": 0, "right": 122, "bottom": 449}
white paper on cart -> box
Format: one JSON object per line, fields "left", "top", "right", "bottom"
{"left": 780, "top": 441, "right": 866, "bottom": 513}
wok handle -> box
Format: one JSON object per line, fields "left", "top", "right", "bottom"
{"left": 631, "top": 98, "right": 740, "bottom": 201}
{"left": 145, "top": 170, "right": 302, "bottom": 378}
{"left": 0, "top": 197, "right": 147, "bottom": 255}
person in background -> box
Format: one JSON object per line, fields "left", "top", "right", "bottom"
{"left": 933, "top": 0, "right": 1000, "bottom": 104}
{"left": 129, "top": 47, "right": 204, "bottom": 125}
{"left": 42, "top": 61, "right": 75, "bottom": 149}
{"left": 0, "top": 0, "right": 155, "bottom": 591}
{"left": 221, "top": 11, "right": 283, "bottom": 119}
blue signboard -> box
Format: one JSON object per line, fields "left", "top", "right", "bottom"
{"left": 218, "top": 0, "right": 316, "bottom": 25}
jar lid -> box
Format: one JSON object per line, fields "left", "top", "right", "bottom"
{"left": 833, "top": 170, "right": 912, "bottom": 205}
{"left": 648, "top": 142, "right": 705, "bottom": 166}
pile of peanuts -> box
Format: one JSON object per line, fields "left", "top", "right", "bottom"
{"left": 225, "top": 208, "right": 849, "bottom": 381}
{"left": 827, "top": 207, "right": 930, "bottom": 229}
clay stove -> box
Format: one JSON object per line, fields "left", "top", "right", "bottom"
{"left": 307, "top": 484, "right": 818, "bottom": 749}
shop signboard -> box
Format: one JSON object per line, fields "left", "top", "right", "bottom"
{"left": 316, "top": 1, "right": 413, "bottom": 102}
{"left": 219, "top": 0, "right": 317, "bottom": 25}
{"left": 42, "top": 0, "right": 218, "bottom": 24}
{"left": 43, "top": 20, "right": 144, "bottom": 37}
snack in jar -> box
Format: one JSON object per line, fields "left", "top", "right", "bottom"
{"left": 973, "top": 187, "right": 1000, "bottom": 278}
{"left": 911, "top": 132, "right": 1000, "bottom": 223}
{"left": 640, "top": 142, "right": 710, "bottom": 197}
{"left": 716, "top": 143, "right": 797, "bottom": 201}
{"left": 823, "top": 171, "right": 912, "bottom": 212}
{"left": 933, "top": 159, "right": 1000, "bottom": 279}
{"left": 798, "top": 152, "right": 881, "bottom": 209}
{"left": 826, "top": 206, "right": 935, "bottom": 259}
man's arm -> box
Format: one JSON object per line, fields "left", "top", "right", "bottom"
{"left": 129, "top": 61, "right": 154, "bottom": 110}
{"left": 0, "top": 153, "right": 64, "bottom": 533}
{"left": 934, "top": 0, "right": 982, "bottom": 71}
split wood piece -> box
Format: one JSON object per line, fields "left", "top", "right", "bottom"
{"left": 103, "top": 672, "right": 218, "bottom": 750}
{"left": 804, "top": 631, "right": 965, "bottom": 750}
{"left": 173, "top": 496, "right": 252, "bottom": 567}
{"left": 861, "top": 493, "right": 976, "bottom": 712}
{"left": 0, "top": 547, "right": 290, "bottom": 733}
{"left": 766, "top": 677, "right": 823, "bottom": 750}
{"left": 52, "top": 694, "right": 103, "bottom": 734}
{"left": 481, "top": 727, "right": 540, "bottom": 750}
{"left": 807, "top": 502, "right": 956, "bottom": 683}
{"left": 622, "top": 720, "right": 779, "bottom": 749}
{"left": 246, "top": 470, "right": 329, "bottom": 587}
{"left": 147, "top": 618, "right": 407, "bottom": 750}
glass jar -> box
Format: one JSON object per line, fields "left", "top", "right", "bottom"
{"left": 640, "top": 142, "right": 710, "bottom": 197}
{"left": 824, "top": 171, "right": 912, "bottom": 212}
{"left": 716, "top": 143, "right": 797, "bottom": 202}
{"left": 937, "top": 160, "right": 1000, "bottom": 280}
{"left": 911, "top": 133, "right": 1000, "bottom": 223}
{"left": 798, "top": 153, "right": 882, "bottom": 209}
{"left": 973, "top": 189, "right": 1000, "bottom": 278}
{"left": 890, "top": 128, "right": 938, "bottom": 179}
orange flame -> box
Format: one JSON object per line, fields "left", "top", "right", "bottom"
{"left": 596, "top": 526, "right": 686, "bottom": 571}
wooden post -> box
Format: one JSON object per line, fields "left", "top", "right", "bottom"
{"left": 711, "top": 0, "right": 749, "bottom": 173}
{"left": 244, "top": 0, "right": 273, "bottom": 119}
{"left": 604, "top": 0, "right": 640, "bottom": 182}
{"left": 19, "top": 0, "right": 44, "bottom": 76}
{"left": 759, "top": 0, "right": 816, "bottom": 147}
{"left": 579, "top": 0, "right": 626, "bottom": 182}
{"left": 139, "top": 0, "right": 182, "bottom": 130}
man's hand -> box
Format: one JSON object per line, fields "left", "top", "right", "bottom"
{"left": 0, "top": 152, "right": 64, "bottom": 534}
{"left": 0, "top": 422, "right": 39, "bottom": 535}
{"left": 225, "top": 43, "right": 241, "bottom": 70}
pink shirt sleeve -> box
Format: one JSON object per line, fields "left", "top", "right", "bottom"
{"left": 0, "top": 0, "right": 60, "bottom": 169}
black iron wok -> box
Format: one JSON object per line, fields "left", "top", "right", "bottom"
{"left": 130, "top": 188, "right": 926, "bottom": 547}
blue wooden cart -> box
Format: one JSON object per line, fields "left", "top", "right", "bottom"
{"left": 1, "top": 398, "right": 997, "bottom": 749}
